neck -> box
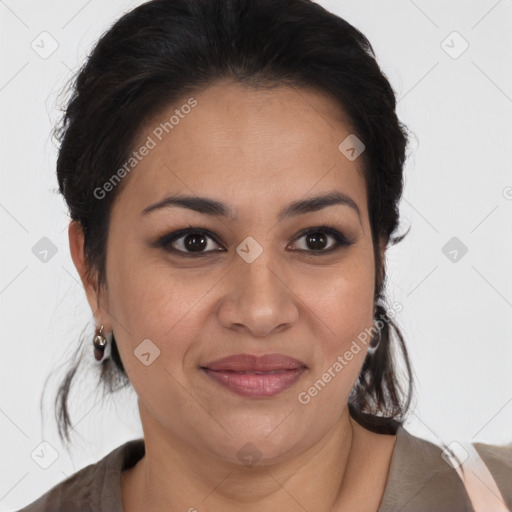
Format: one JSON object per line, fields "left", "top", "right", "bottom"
{"left": 122, "top": 408, "right": 367, "bottom": 512}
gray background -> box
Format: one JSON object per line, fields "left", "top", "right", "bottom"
{"left": 1, "top": 0, "right": 511, "bottom": 510}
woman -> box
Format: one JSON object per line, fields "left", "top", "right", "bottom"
{"left": 17, "top": 0, "right": 511, "bottom": 511}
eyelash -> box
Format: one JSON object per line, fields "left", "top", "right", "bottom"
{"left": 155, "top": 225, "right": 354, "bottom": 257}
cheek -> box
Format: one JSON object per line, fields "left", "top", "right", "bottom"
{"left": 105, "top": 260, "right": 205, "bottom": 415}
{"left": 306, "top": 247, "right": 376, "bottom": 339}
{"left": 107, "top": 260, "right": 200, "bottom": 345}
{"left": 302, "top": 254, "right": 376, "bottom": 401}
{"left": 296, "top": 259, "right": 375, "bottom": 416}
{"left": 106, "top": 248, "right": 232, "bottom": 382}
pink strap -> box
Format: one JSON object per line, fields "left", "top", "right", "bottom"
{"left": 447, "top": 442, "right": 510, "bottom": 512}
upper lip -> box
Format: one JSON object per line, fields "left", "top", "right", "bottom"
{"left": 201, "top": 353, "right": 307, "bottom": 372}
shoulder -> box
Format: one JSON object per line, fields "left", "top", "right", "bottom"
{"left": 16, "top": 438, "right": 145, "bottom": 512}
{"left": 473, "top": 439, "right": 512, "bottom": 509}
{"left": 378, "top": 426, "right": 473, "bottom": 512}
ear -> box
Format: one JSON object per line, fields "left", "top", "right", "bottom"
{"left": 68, "top": 220, "right": 112, "bottom": 332}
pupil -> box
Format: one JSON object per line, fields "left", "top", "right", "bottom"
{"left": 307, "top": 232, "right": 326, "bottom": 250}
{"left": 185, "top": 233, "right": 207, "bottom": 251}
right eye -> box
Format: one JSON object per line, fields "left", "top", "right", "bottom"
{"left": 156, "top": 228, "right": 224, "bottom": 256}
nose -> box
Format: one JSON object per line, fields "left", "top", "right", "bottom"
{"left": 216, "top": 249, "right": 299, "bottom": 337}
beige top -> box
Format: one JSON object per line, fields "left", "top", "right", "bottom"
{"left": 16, "top": 425, "right": 512, "bottom": 512}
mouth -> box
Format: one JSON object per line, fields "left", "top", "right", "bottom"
{"left": 200, "top": 353, "right": 308, "bottom": 398}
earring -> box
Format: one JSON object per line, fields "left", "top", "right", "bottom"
{"left": 367, "top": 313, "right": 382, "bottom": 355}
{"left": 93, "top": 325, "right": 111, "bottom": 362}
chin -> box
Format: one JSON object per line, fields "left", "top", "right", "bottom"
{"left": 202, "top": 419, "right": 310, "bottom": 467}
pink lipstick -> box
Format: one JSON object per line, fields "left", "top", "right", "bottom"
{"left": 201, "top": 353, "right": 307, "bottom": 398}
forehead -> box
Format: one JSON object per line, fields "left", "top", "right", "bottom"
{"left": 113, "top": 80, "right": 368, "bottom": 223}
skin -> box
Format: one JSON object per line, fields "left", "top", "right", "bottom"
{"left": 69, "top": 79, "right": 396, "bottom": 512}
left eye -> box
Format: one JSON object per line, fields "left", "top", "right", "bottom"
{"left": 157, "top": 226, "right": 353, "bottom": 256}
{"left": 291, "top": 226, "right": 352, "bottom": 253}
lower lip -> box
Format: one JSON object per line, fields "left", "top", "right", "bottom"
{"left": 201, "top": 367, "right": 307, "bottom": 398}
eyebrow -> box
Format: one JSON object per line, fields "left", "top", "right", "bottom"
{"left": 140, "top": 191, "right": 362, "bottom": 225}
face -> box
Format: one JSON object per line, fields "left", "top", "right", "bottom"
{"left": 75, "top": 80, "right": 383, "bottom": 465}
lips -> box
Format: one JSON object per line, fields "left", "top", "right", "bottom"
{"left": 201, "top": 353, "right": 307, "bottom": 372}
{"left": 200, "top": 353, "right": 308, "bottom": 398}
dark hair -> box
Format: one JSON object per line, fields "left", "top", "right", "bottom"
{"left": 49, "top": 0, "right": 414, "bottom": 446}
